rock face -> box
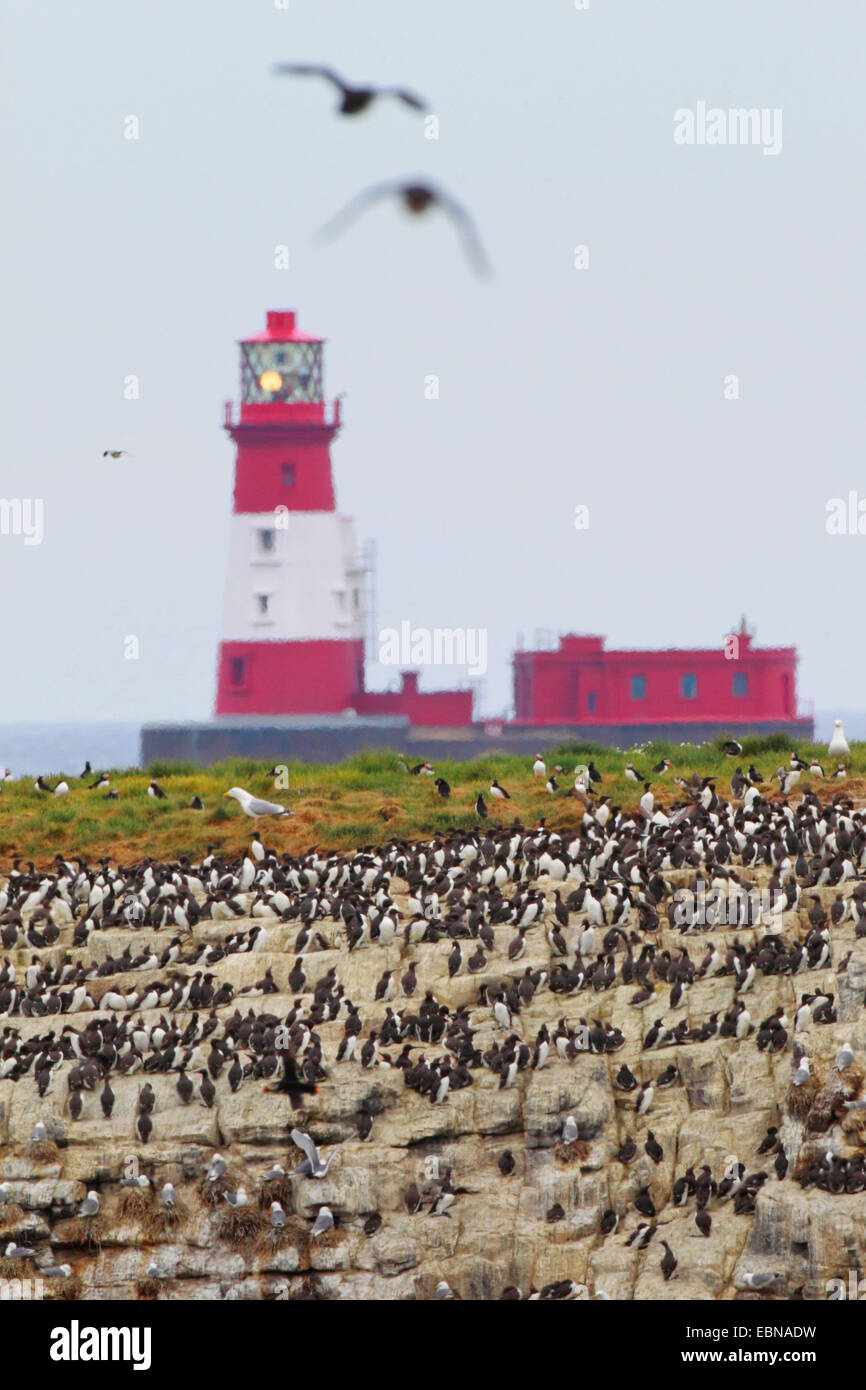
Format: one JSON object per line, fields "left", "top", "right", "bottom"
{"left": 1, "top": 837, "right": 865, "bottom": 1301}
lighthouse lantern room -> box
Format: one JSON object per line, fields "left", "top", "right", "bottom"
{"left": 215, "top": 309, "right": 366, "bottom": 716}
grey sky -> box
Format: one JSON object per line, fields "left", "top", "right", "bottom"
{"left": 2, "top": 0, "right": 863, "bottom": 722}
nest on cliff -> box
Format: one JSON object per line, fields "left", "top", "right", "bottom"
{"left": 259, "top": 1177, "right": 293, "bottom": 1211}
{"left": 64, "top": 1216, "right": 105, "bottom": 1251}
{"left": 218, "top": 1207, "right": 267, "bottom": 1247}
{"left": 0, "top": 1202, "right": 26, "bottom": 1232}
{"left": 136, "top": 1277, "right": 162, "bottom": 1300}
{"left": 0, "top": 1257, "right": 29, "bottom": 1281}
{"left": 554, "top": 1138, "right": 590, "bottom": 1165}
{"left": 807, "top": 1089, "right": 845, "bottom": 1133}
{"left": 143, "top": 1201, "right": 187, "bottom": 1238}
{"left": 51, "top": 1276, "right": 83, "bottom": 1301}
{"left": 198, "top": 1174, "right": 238, "bottom": 1209}
{"left": 786, "top": 1074, "right": 821, "bottom": 1121}
{"left": 119, "top": 1188, "right": 154, "bottom": 1220}
{"left": 26, "top": 1140, "right": 59, "bottom": 1163}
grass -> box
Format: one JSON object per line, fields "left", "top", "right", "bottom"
{"left": 0, "top": 736, "right": 861, "bottom": 867}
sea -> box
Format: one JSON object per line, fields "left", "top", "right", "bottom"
{"left": 0, "top": 712, "right": 858, "bottom": 778}
{"left": 0, "top": 724, "right": 143, "bottom": 777}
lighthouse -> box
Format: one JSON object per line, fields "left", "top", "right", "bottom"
{"left": 214, "top": 309, "right": 366, "bottom": 715}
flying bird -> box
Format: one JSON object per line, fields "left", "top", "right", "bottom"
{"left": 272, "top": 63, "right": 428, "bottom": 116}
{"left": 103, "top": 449, "right": 132, "bottom": 458}
{"left": 289, "top": 1128, "right": 340, "bottom": 1178}
{"left": 319, "top": 180, "right": 492, "bottom": 277}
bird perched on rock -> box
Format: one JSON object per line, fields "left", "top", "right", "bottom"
{"left": 79, "top": 1191, "right": 101, "bottom": 1218}
{"left": 310, "top": 1205, "right": 334, "bottom": 1237}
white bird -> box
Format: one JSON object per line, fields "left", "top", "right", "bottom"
{"left": 290, "top": 1128, "right": 340, "bottom": 1178}
{"left": 561, "top": 1115, "right": 578, "bottom": 1145}
{"left": 160, "top": 1182, "right": 176, "bottom": 1206}
{"left": 41, "top": 1263, "right": 72, "bottom": 1278}
{"left": 310, "top": 1205, "right": 334, "bottom": 1237}
{"left": 835, "top": 1042, "right": 854, "bottom": 1071}
{"left": 435, "top": 1280, "right": 455, "bottom": 1299}
{"left": 740, "top": 1271, "right": 781, "bottom": 1290}
{"left": 262, "top": 1164, "right": 286, "bottom": 1182}
{"left": 792, "top": 1055, "right": 811, "bottom": 1086}
{"left": 532, "top": 754, "right": 546, "bottom": 780}
{"left": 270, "top": 1201, "right": 286, "bottom": 1228}
{"left": 30, "top": 1122, "right": 48, "bottom": 1143}
{"left": 828, "top": 719, "right": 850, "bottom": 759}
{"left": 206, "top": 1154, "right": 227, "bottom": 1182}
{"left": 79, "top": 1190, "right": 101, "bottom": 1217}
{"left": 53, "top": 781, "right": 69, "bottom": 797}
{"left": 224, "top": 786, "right": 292, "bottom": 818}
{"left": 0, "top": 1182, "right": 11, "bottom": 1204}
{"left": 145, "top": 1261, "right": 167, "bottom": 1280}
{"left": 223, "top": 1186, "right": 248, "bottom": 1207}
{"left": 5, "top": 1242, "right": 35, "bottom": 1258}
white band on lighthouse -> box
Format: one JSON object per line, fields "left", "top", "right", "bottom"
{"left": 219, "top": 511, "right": 366, "bottom": 643}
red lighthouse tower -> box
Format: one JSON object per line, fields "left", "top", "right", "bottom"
{"left": 215, "top": 309, "right": 366, "bottom": 715}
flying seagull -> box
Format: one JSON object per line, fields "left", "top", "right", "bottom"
{"left": 290, "top": 1128, "right": 340, "bottom": 1178}
{"left": 224, "top": 786, "right": 292, "bottom": 818}
{"left": 272, "top": 63, "right": 428, "bottom": 116}
{"left": 319, "top": 180, "right": 492, "bottom": 277}
{"left": 103, "top": 450, "right": 132, "bottom": 458}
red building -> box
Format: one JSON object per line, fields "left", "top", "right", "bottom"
{"left": 512, "top": 624, "right": 805, "bottom": 728}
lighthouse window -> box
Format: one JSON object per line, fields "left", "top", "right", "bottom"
{"left": 587, "top": 691, "right": 596, "bottom": 714}
{"left": 257, "top": 528, "right": 276, "bottom": 553}
{"left": 229, "top": 657, "right": 245, "bottom": 686}
{"left": 255, "top": 593, "right": 271, "bottom": 616}
{"left": 733, "top": 672, "right": 748, "bottom": 696}
{"left": 681, "top": 673, "right": 697, "bottom": 699}
{"left": 281, "top": 463, "right": 296, "bottom": 487}
{"left": 630, "top": 675, "right": 646, "bottom": 700}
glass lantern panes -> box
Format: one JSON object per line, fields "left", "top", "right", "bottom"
{"left": 241, "top": 341, "right": 323, "bottom": 403}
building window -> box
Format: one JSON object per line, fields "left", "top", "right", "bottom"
{"left": 255, "top": 593, "right": 271, "bottom": 617}
{"left": 681, "top": 673, "right": 697, "bottom": 699}
{"left": 587, "top": 691, "right": 597, "bottom": 714}
{"left": 230, "top": 657, "right": 245, "bottom": 686}
{"left": 281, "top": 463, "right": 296, "bottom": 487}
{"left": 630, "top": 675, "right": 646, "bottom": 700}
{"left": 257, "top": 528, "right": 276, "bottom": 553}
{"left": 733, "top": 672, "right": 748, "bottom": 697}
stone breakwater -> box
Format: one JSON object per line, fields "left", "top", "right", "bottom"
{"left": 0, "top": 811, "right": 865, "bottom": 1300}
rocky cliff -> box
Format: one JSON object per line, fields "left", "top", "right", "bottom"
{"left": 1, "top": 812, "right": 864, "bottom": 1301}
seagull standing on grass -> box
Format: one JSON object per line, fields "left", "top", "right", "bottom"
{"left": 224, "top": 786, "right": 293, "bottom": 818}
{"left": 828, "top": 719, "right": 850, "bottom": 758}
